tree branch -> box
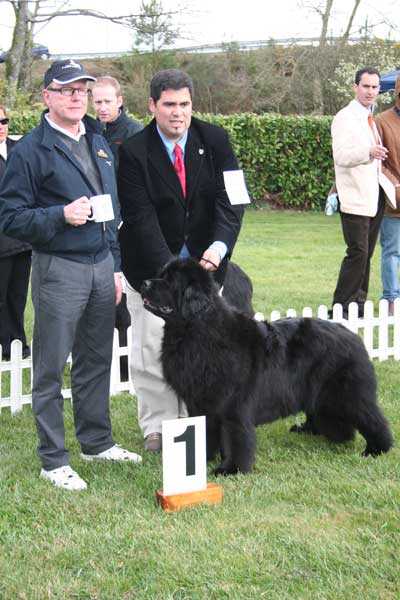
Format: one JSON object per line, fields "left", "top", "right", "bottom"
{"left": 31, "top": 8, "right": 183, "bottom": 26}
{"left": 340, "top": 0, "right": 362, "bottom": 46}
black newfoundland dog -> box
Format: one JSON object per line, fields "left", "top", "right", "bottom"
{"left": 141, "top": 258, "right": 393, "bottom": 475}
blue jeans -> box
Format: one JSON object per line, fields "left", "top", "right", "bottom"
{"left": 380, "top": 215, "right": 400, "bottom": 301}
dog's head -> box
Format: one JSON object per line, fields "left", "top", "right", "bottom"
{"left": 141, "top": 258, "right": 219, "bottom": 321}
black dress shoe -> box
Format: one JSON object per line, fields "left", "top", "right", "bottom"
{"left": 23, "top": 346, "right": 31, "bottom": 359}
{"left": 144, "top": 432, "right": 162, "bottom": 452}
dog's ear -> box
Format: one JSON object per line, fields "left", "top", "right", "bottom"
{"left": 181, "top": 283, "right": 211, "bottom": 318}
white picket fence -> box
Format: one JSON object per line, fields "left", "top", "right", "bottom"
{"left": 0, "top": 328, "right": 134, "bottom": 415}
{"left": 1, "top": 299, "right": 399, "bottom": 415}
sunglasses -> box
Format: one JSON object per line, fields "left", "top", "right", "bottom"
{"left": 0, "top": 118, "right": 9, "bottom": 125}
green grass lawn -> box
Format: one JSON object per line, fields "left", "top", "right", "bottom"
{"left": 0, "top": 210, "right": 398, "bottom": 600}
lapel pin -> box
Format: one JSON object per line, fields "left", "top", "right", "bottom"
{"left": 97, "top": 149, "right": 108, "bottom": 159}
{"left": 199, "top": 148, "right": 204, "bottom": 155}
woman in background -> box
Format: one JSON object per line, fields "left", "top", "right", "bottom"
{"left": 0, "top": 105, "right": 31, "bottom": 360}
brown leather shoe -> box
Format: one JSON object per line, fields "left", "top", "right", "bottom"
{"left": 388, "top": 301, "right": 395, "bottom": 316}
{"left": 144, "top": 432, "right": 162, "bottom": 452}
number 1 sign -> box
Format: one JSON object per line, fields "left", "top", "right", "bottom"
{"left": 162, "top": 416, "right": 207, "bottom": 496}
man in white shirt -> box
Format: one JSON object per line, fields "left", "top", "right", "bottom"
{"left": 331, "top": 67, "right": 388, "bottom": 317}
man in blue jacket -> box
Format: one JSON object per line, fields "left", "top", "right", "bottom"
{"left": 0, "top": 59, "right": 142, "bottom": 491}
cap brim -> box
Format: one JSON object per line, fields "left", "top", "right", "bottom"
{"left": 52, "top": 75, "right": 96, "bottom": 84}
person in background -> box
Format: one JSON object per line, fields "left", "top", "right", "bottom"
{"left": 0, "top": 105, "right": 31, "bottom": 361}
{"left": 92, "top": 76, "right": 142, "bottom": 171}
{"left": 0, "top": 60, "right": 141, "bottom": 491}
{"left": 118, "top": 69, "right": 244, "bottom": 452}
{"left": 330, "top": 67, "right": 387, "bottom": 318}
{"left": 375, "top": 75, "right": 400, "bottom": 316}
{"left": 92, "top": 76, "right": 143, "bottom": 381}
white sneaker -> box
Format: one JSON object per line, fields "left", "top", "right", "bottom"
{"left": 80, "top": 444, "right": 142, "bottom": 464}
{"left": 40, "top": 466, "right": 87, "bottom": 491}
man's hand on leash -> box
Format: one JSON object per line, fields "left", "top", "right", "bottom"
{"left": 64, "top": 196, "right": 92, "bottom": 226}
{"left": 200, "top": 249, "right": 220, "bottom": 271}
{"left": 114, "top": 273, "right": 123, "bottom": 305}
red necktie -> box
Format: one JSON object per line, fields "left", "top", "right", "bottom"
{"left": 173, "top": 144, "right": 186, "bottom": 198}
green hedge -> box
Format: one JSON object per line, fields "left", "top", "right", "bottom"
{"left": 9, "top": 112, "right": 39, "bottom": 137}
{"left": 9, "top": 111, "right": 334, "bottom": 210}
{"left": 206, "top": 113, "right": 334, "bottom": 210}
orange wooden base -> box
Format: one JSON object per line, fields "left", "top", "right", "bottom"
{"left": 156, "top": 482, "right": 223, "bottom": 512}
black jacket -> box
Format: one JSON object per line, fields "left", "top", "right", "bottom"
{"left": 0, "top": 137, "right": 31, "bottom": 258}
{"left": 0, "top": 113, "right": 121, "bottom": 269}
{"left": 100, "top": 108, "right": 142, "bottom": 172}
{"left": 118, "top": 116, "right": 244, "bottom": 290}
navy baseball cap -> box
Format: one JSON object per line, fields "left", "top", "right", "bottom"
{"left": 44, "top": 59, "right": 96, "bottom": 88}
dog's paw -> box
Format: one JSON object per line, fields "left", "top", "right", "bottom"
{"left": 214, "top": 464, "right": 239, "bottom": 476}
{"left": 362, "top": 447, "right": 380, "bottom": 458}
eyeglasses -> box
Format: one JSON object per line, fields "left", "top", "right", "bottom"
{"left": 46, "top": 87, "right": 91, "bottom": 97}
{"left": 0, "top": 118, "right": 9, "bottom": 125}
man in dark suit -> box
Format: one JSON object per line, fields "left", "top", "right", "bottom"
{"left": 118, "top": 69, "right": 244, "bottom": 451}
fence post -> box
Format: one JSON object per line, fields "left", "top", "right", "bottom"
{"left": 378, "top": 300, "right": 390, "bottom": 362}
{"left": 317, "top": 305, "right": 328, "bottom": 320}
{"left": 346, "top": 302, "right": 360, "bottom": 334}
{"left": 10, "top": 340, "right": 23, "bottom": 415}
{"left": 110, "top": 329, "right": 121, "bottom": 396}
{"left": 362, "top": 301, "right": 374, "bottom": 358}
{"left": 332, "top": 304, "right": 344, "bottom": 321}
{"left": 394, "top": 299, "right": 400, "bottom": 360}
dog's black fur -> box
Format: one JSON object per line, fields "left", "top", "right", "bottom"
{"left": 141, "top": 258, "right": 393, "bottom": 475}
{"left": 115, "top": 261, "right": 253, "bottom": 381}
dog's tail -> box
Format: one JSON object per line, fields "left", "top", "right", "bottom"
{"left": 356, "top": 407, "right": 394, "bottom": 457}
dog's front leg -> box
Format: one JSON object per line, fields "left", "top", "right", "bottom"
{"left": 206, "top": 415, "right": 221, "bottom": 461}
{"left": 214, "top": 419, "right": 256, "bottom": 475}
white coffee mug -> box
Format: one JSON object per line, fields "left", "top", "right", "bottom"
{"left": 87, "top": 194, "right": 114, "bottom": 223}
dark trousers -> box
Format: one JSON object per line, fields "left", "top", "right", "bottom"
{"left": 333, "top": 191, "right": 385, "bottom": 311}
{"left": 0, "top": 251, "right": 31, "bottom": 357}
{"left": 31, "top": 252, "right": 115, "bottom": 470}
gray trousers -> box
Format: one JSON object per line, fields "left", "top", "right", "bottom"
{"left": 31, "top": 252, "right": 115, "bottom": 470}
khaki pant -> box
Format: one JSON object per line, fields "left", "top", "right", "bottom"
{"left": 126, "top": 285, "right": 188, "bottom": 438}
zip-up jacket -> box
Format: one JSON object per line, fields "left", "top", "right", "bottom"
{"left": 100, "top": 107, "right": 143, "bottom": 172}
{"left": 0, "top": 112, "right": 121, "bottom": 270}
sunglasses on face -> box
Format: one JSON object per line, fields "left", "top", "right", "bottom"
{"left": 0, "top": 118, "right": 9, "bottom": 125}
